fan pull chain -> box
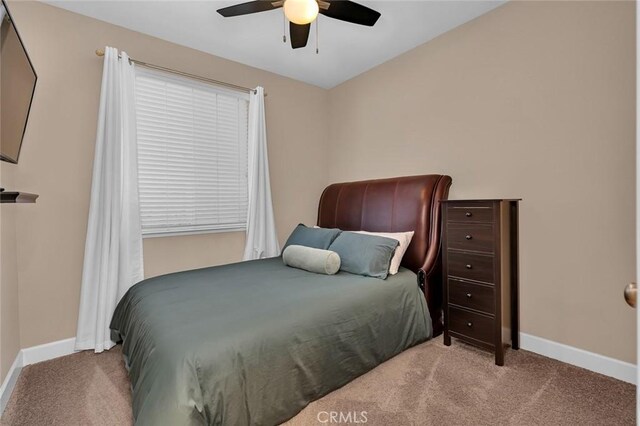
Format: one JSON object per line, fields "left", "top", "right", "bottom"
{"left": 283, "top": 13, "right": 287, "bottom": 43}
{"left": 316, "top": 17, "right": 319, "bottom": 54}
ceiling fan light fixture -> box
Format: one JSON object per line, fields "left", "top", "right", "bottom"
{"left": 283, "top": 0, "right": 319, "bottom": 25}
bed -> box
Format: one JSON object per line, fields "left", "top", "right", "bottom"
{"left": 110, "top": 174, "right": 452, "bottom": 425}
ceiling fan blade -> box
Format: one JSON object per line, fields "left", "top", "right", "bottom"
{"left": 290, "top": 22, "right": 310, "bottom": 49}
{"left": 320, "top": 1, "right": 380, "bottom": 26}
{"left": 217, "top": 1, "right": 281, "bottom": 17}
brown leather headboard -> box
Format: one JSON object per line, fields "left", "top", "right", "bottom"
{"left": 317, "top": 174, "right": 452, "bottom": 335}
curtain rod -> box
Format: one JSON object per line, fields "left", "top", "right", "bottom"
{"left": 95, "top": 48, "right": 260, "bottom": 95}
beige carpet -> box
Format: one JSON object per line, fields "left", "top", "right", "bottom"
{"left": 1, "top": 339, "right": 635, "bottom": 426}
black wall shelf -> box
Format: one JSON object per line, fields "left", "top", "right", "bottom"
{"left": 0, "top": 191, "right": 38, "bottom": 203}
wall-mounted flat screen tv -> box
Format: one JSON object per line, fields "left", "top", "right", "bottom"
{"left": 0, "top": 0, "right": 37, "bottom": 164}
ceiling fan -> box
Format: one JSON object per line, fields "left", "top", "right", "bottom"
{"left": 217, "top": 0, "right": 381, "bottom": 50}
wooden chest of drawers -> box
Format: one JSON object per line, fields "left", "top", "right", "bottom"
{"left": 442, "top": 199, "right": 520, "bottom": 366}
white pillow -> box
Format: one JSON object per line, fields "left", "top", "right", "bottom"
{"left": 353, "top": 230, "right": 414, "bottom": 275}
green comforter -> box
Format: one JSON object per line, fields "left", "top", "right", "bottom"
{"left": 110, "top": 257, "right": 431, "bottom": 425}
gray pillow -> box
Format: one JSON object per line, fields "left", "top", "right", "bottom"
{"left": 282, "top": 245, "right": 341, "bottom": 275}
{"left": 328, "top": 232, "right": 399, "bottom": 279}
{"left": 283, "top": 224, "right": 341, "bottom": 250}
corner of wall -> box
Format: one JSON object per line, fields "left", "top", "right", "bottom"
{"left": 0, "top": 160, "right": 22, "bottom": 385}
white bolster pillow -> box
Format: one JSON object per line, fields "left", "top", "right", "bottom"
{"left": 282, "top": 245, "right": 341, "bottom": 275}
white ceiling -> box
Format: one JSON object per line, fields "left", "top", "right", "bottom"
{"left": 48, "top": 0, "right": 505, "bottom": 89}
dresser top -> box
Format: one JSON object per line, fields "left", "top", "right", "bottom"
{"left": 441, "top": 199, "right": 521, "bottom": 203}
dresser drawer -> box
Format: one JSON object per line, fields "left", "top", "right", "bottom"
{"left": 448, "top": 279, "right": 495, "bottom": 314}
{"left": 446, "top": 223, "right": 494, "bottom": 253}
{"left": 449, "top": 306, "right": 494, "bottom": 344}
{"left": 446, "top": 203, "right": 495, "bottom": 223}
{"left": 447, "top": 251, "right": 494, "bottom": 283}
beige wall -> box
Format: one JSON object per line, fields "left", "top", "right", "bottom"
{"left": 6, "top": 1, "right": 328, "bottom": 350}
{"left": 0, "top": 17, "right": 21, "bottom": 378}
{"left": 327, "top": 1, "right": 636, "bottom": 362}
{"left": 0, "top": 161, "right": 21, "bottom": 381}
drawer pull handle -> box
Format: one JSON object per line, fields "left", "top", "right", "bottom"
{"left": 467, "top": 322, "right": 473, "bottom": 327}
{"left": 465, "top": 235, "right": 472, "bottom": 240}
{"left": 465, "top": 264, "right": 472, "bottom": 269}
{"left": 465, "top": 212, "right": 472, "bottom": 217}
{"left": 466, "top": 293, "right": 472, "bottom": 298}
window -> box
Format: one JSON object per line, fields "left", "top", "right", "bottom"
{"left": 135, "top": 67, "right": 249, "bottom": 236}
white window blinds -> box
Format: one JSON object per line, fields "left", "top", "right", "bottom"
{"left": 134, "top": 67, "right": 249, "bottom": 236}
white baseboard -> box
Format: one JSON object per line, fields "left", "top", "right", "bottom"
{"left": 0, "top": 337, "right": 77, "bottom": 416}
{"left": 0, "top": 351, "right": 23, "bottom": 414}
{"left": 520, "top": 333, "right": 636, "bottom": 385}
{"left": 21, "top": 337, "right": 77, "bottom": 366}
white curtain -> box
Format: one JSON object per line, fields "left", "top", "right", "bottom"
{"left": 243, "top": 87, "right": 280, "bottom": 260}
{"left": 75, "top": 47, "right": 144, "bottom": 353}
